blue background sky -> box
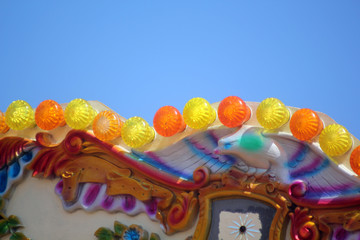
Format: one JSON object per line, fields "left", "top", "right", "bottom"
{"left": 0, "top": 1, "right": 359, "bottom": 137}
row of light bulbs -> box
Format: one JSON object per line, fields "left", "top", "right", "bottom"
{"left": 0, "top": 97, "right": 359, "bottom": 175}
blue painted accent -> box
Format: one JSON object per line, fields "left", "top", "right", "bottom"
{"left": 224, "top": 142, "right": 232, "bottom": 150}
{"left": 20, "top": 151, "right": 33, "bottom": 163}
{"left": 0, "top": 167, "right": 8, "bottom": 193}
{"left": 290, "top": 158, "right": 330, "bottom": 179}
{"left": 305, "top": 186, "right": 360, "bottom": 199}
{"left": 123, "top": 227, "right": 140, "bottom": 240}
{"left": 183, "top": 139, "right": 235, "bottom": 172}
{"left": 9, "top": 161, "right": 20, "bottom": 178}
{"left": 287, "top": 144, "right": 309, "bottom": 168}
{"left": 205, "top": 131, "right": 219, "bottom": 147}
{"left": 128, "top": 152, "right": 193, "bottom": 181}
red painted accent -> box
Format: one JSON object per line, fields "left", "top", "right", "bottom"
{"left": 34, "top": 130, "right": 207, "bottom": 191}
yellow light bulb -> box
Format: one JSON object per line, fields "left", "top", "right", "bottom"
{"left": 64, "top": 99, "right": 97, "bottom": 130}
{"left": 5, "top": 100, "right": 35, "bottom": 130}
{"left": 121, "top": 117, "right": 155, "bottom": 148}
{"left": 183, "top": 97, "right": 216, "bottom": 129}
{"left": 319, "top": 124, "right": 352, "bottom": 157}
{"left": 256, "top": 98, "right": 289, "bottom": 129}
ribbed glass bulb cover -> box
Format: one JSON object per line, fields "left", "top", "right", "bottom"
{"left": 65, "top": 99, "right": 97, "bottom": 130}
{"left": 0, "top": 111, "right": 9, "bottom": 133}
{"left": 319, "top": 124, "right": 352, "bottom": 157}
{"left": 153, "top": 106, "right": 185, "bottom": 137}
{"left": 35, "top": 100, "right": 65, "bottom": 130}
{"left": 256, "top": 98, "right": 289, "bottom": 129}
{"left": 218, "top": 96, "right": 251, "bottom": 128}
{"left": 183, "top": 97, "right": 216, "bottom": 129}
{"left": 290, "top": 108, "right": 323, "bottom": 141}
{"left": 93, "top": 110, "right": 123, "bottom": 141}
{"left": 350, "top": 146, "right": 360, "bottom": 175}
{"left": 121, "top": 116, "right": 155, "bottom": 148}
{"left": 5, "top": 100, "right": 35, "bottom": 130}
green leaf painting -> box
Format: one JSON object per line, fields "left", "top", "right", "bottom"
{"left": 94, "top": 227, "right": 115, "bottom": 240}
{"left": 10, "top": 232, "right": 29, "bottom": 240}
{"left": 0, "top": 219, "right": 10, "bottom": 235}
{"left": 0, "top": 197, "right": 29, "bottom": 239}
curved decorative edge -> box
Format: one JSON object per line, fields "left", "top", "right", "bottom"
{"left": 0, "top": 137, "right": 38, "bottom": 198}
{"left": 162, "top": 192, "right": 198, "bottom": 234}
{"left": 1, "top": 118, "right": 360, "bottom": 239}
{"left": 289, "top": 207, "right": 319, "bottom": 240}
{"left": 193, "top": 178, "right": 291, "bottom": 240}
{"left": 27, "top": 130, "right": 203, "bottom": 234}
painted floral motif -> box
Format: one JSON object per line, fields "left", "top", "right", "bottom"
{"left": 122, "top": 226, "right": 141, "bottom": 240}
{"left": 219, "top": 212, "right": 261, "bottom": 240}
{"left": 94, "top": 221, "right": 160, "bottom": 240}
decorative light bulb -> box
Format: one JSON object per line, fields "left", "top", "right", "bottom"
{"left": 153, "top": 106, "right": 185, "bottom": 137}
{"left": 350, "top": 146, "right": 360, "bottom": 175}
{"left": 35, "top": 100, "right": 65, "bottom": 130}
{"left": 183, "top": 97, "right": 216, "bottom": 129}
{"left": 64, "top": 99, "right": 97, "bottom": 130}
{"left": 218, "top": 96, "right": 251, "bottom": 128}
{"left": 5, "top": 100, "right": 35, "bottom": 130}
{"left": 121, "top": 117, "right": 155, "bottom": 148}
{"left": 290, "top": 108, "right": 323, "bottom": 141}
{"left": 0, "top": 111, "right": 9, "bottom": 134}
{"left": 319, "top": 124, "right": 352, "bottom": 157}
{"left": 93, "top": 110, "right": 123, "bottom": 141}
{"left": 256, "top": 98, "right": 289, "bottom": 129}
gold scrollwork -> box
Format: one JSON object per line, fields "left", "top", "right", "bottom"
{"left": 193, "top": 180, "right": 291, "bottom": 240}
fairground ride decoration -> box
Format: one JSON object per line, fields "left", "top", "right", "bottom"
{"left": 0, "top": 96, "right": 360, "bottom": 240}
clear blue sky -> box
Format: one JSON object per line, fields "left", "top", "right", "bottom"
{"left": 1, "top": 1, "right": 359, "bottom": 137}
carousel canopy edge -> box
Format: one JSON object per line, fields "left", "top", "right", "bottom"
{"left": 0, "top": 97, "right": 359, "bottom": 175}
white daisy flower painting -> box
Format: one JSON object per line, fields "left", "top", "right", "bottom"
{"left": 218, "top": 211, "right": 262, "bottom": 240}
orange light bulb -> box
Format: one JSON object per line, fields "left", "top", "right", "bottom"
{"left": 153, "top": 106, "right": 185, "bottom": 137}
{"left": 350, "top": 146, "right": 360, "bottom": 175}
{"left": 0, "top": 111, "right": 9, "bottom": 134}
{"left": 35, "top": 100, "right": 65, "bottom": 130}
{"left": 93, "top": 110, "right": 123, "bottom": 141}
{"left": 290, "top": 108, "right": 323, "bottom": 141}
{"left": 218, "top": 96, "right": 251, "bottom": 128}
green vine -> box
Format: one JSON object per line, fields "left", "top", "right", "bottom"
{"left": 94, "top": 221, "right": 161, "bottom": 240}
{"left": 0, "top": 197, "right": 29, "bottom": 240}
